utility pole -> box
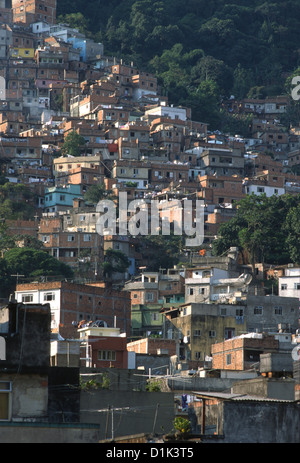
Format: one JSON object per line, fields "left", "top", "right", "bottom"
{"left": 11, "top": 274, "right": 25, "bottom": 286}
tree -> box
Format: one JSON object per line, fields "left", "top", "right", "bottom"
{"left": 190, "top": 55, "right": 233, "bottom": 95}
{"left": 0, "top": 183, "right": 37, "bottom": 220}
{"left": 3, "top": 248, "right": 74, "bottom": 280}
{"left": 0, "top": 259, "right": 14, "bottom": 298}
{"left": 0, "top": 248, "right": 73, "bottom": 297}
{"left": 138, "top": 234, "right": 183, "bottom": 271}
{"left": 212, "top": 215, "right": 245, "bottom": 259}
{"left": 182, "top": 80, "right": 221, "bottom": 127}
{"left": 84, "top": 184, "right": 116, "bottom": 205}
{"left": 212, "top": 194, "right": 300, "bottom": 272}
{"left": 61, "top": 131, "right": 86, "bottom": 156}
{"left": 232, "top": 64, "right": 254, "bottom": 99}
{"left": 101, "top": 248, "right": 130, "bottom": 279}
{"left": 285, "top": 204, "right": 300, "bottom": 264}
{"left": 56, "top": 12, "right": 91, "bottom": 37}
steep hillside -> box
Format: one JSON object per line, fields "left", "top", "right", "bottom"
{"left": 57, "top": 0, "right": 300, "bottom": 129}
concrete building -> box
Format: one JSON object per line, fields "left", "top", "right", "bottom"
{"left": 44, "top": 184, "right": 83, "bottom": 212}
{"left": 278, "top": 266, "right": 300, "bottom": 299}
{"left": 200, "top": 147, "right": 245, "bottom": 177}
{"left": 184, "top": 267, "right": 251, "bottom": 304}
{"left": 145, "top": 104, "right": 188, "bottom": 122}
{"left": 78, "top": 323, "right": 128, "bottom": 369}
{"left": 162, "top": 302, "right": 248, "bottom": 369}
{"left": 246, "top": 294, "right": 299, "bottom": 333}
{"left": 190, "top": 390, "right": 300, "bottom": 442}
{"left": 0, "top": 301, "right": 50, "bottom": 422}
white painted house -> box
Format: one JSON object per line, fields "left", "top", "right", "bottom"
{"left": 279, "top": 267, "right": 300, "bottom": 299}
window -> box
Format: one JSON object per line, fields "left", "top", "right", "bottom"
{"left": 274, "top": 306, "right": 282, "bottom": 315}
{"left": 44, "top": 293, "right": 55, "bottom": 301}
{"left": 193, "top": 330, "right": 201, "bottom": 337}
{"left": 254, "top": 306, "right": 263, "bottom": 315}
{"left": 0, "top": 382, "right": 12, "bottom": 421}
{"left": 225, "top": 328, "right": 235, "bottom": 339}
{"left": 22, "top": 294, "right": 33, "bottom": 303}
{"left": 209, "top": 330, "right": 216, "bottom": 338}
{"left": 281, "top": 284, "right": 287, "bottom": 291}
{"left": 195, "top": 352, "right": 201, "bottom": 360}
{"left": 226, "top": 354, "right": 232, "bottom": 365}
{"left": 146, "top": 292, "right": 154, "bottom": 301}
{"left": 83, "top": 234, "right": 91, "bottom": 242}
{"left": 236, "top": 309, "right": 244, "bottom": 317}
{"left": 294, "top": 283, "right": 300, "bottom": 290}
{"left": 98, "top": 350, "right": 116, "bottom": 361}
{"left": 220, "top": 307, "right": 227, "bottom": 316}
{"left": 67, "top": 235, "right": 75, "bottom": 242}
{"left": 152, "top": 313, "right": 159, "bottom": 321}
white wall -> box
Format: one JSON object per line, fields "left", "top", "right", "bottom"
{"left": 246, "top": 184, "right": 285, "bottom": 197}
{"left": 279, "top": 274, "right": 300, "bottom": 299}
{"left": 15, "top": 289, "right": 61, "bottom": 331}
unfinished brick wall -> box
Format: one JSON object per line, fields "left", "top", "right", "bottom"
{"left": 127, "top": 338, "right": 176, "bottom": 356}
{"left": 211, "top": 336, "right": 279, "bottom": 371}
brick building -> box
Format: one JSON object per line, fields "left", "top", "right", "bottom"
{"left": 15, "top": 281, "right": 131, "bottom": 339}
{"left": 211, "top": 333, "right": 279, "bottom": 371}
{"left": 127, "top": 337, "right": 176, "bottom": 357}
{"left": 12, "top": 0, "right": 57, "bottom": 25}
{"left": 0, "top": 0, "right": 13, "bottom": 25}
{"left": 197, "top": 174, "right": 245, "bottom": 207}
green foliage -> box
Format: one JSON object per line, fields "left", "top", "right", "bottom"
{"left": 173, "top": 417, "right": 191, "bottom": 435}
{"left": 3, "top": 247, "right": 73, "bottom": 279}
{"left": 0, "top": 183, "right": 37, "bottom": 220}
{"left": 56, "top": 0, "right": 300, "bottom": 125}
{"left": 80, "top": 373, "right": 110, "bottom": 390}
{"left": 84, "top": 184, "right": 116, "bottom": 205}
{"left": 212, "top": 194, "right": 300, "bottom": 270}
{"left": 0, "top": 247, "right": 73, "bottom": 297}
{"left": 138, "top": 234, "right": 183, "bottom": 271}
{"left": 102, "top": 248, "right": 130, "bottom": 278}
{"left": 56, "top": 12, "right": 92, "bottom": 37}
{"left": 285, "top": 203, "right": 300, "bottom": 264}
{"left": 146, "top": 379, "right": 162, "bottom": 392}
{"left": 61, "top": 131, "right": 86, "bottom": 157}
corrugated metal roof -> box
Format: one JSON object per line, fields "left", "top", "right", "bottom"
{"left": 192, "top": 391, "right": 298, "bottom": 403}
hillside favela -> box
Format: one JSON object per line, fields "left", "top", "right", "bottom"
{"left": 0, "top": 0, "right": 300, "bottom": 445}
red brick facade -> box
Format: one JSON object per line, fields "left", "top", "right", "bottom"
{"left": 127, "top": 337, "right": 176, "bottom": 356}
{"left": 16, "top": 281, "right": 131, "bottom": 339}
{"left": 211, "top": 335, "right": 279, "bottom": 371}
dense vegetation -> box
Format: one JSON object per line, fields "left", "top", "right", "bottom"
{"left": 212, "top": 193, "right": 300, "bottom": 268}
{"left": 57, "top": 0, "right": 300, "bottom": 130}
